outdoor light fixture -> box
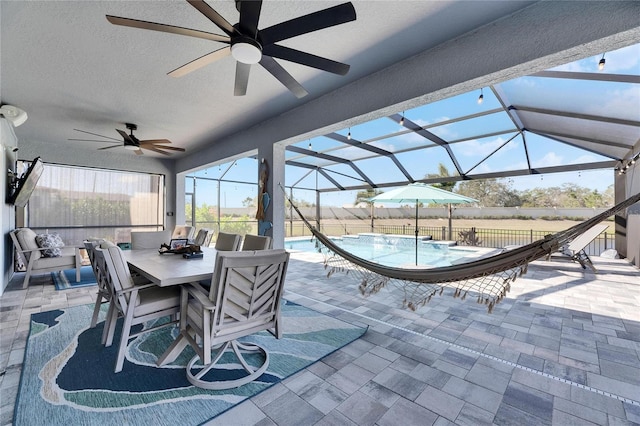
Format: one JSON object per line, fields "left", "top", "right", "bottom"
{"left": 598, "top": 53, "right": 606, "bottom": 71}
{"left": 308, "top": 141, "right": 312, "bottom": 150}
{"left": 400, "top": 112, "right": 405, "bottom": 126}
{"left": 616, "top": 153, "right": 639, "bottom": 175}
{"left": 347, "top": 128, "right": 351, "bottom": 140}
{"left": 477, "top": 88, "right": 484, "bottom": 104}
{"left": 0, "top": 105, "right": 28, "bottom": 127}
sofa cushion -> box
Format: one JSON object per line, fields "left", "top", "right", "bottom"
{"left": 16, "top": 228, "right": 41, "bottom": 262}
{"left": 35, "top": 233, "right": 65, "bottom": 257}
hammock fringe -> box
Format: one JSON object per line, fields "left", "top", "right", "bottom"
{"left": 281, "top": 185, "right": 639, "bottom": 313}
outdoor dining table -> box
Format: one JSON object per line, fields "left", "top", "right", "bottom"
{"left": 122, "top": 247, "right": 218, "bottom": 287}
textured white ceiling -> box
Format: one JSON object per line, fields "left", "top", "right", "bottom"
{"left": 1, "top": 0, "right": 537, "bottom": 158}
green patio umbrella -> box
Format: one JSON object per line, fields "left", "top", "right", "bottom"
{"left": 369, "top": 183, "right": 477, "bottom": 265}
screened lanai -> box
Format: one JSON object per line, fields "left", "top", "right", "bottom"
{"left": 283, "top": 44, "right": 639, "bottom": 195}
{"left": 185, "top": 44, "right": 638, "bottom": 210}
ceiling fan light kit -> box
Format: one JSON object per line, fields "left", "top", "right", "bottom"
{"left": 106, "top": 1, "right": 356, "bottom": 98}
{"left": 231, "top": 37, "right": 262, "bottom": 64}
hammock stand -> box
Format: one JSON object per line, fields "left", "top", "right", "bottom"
{"left": 284, "top": 187, "right": 640, "bottom": 313}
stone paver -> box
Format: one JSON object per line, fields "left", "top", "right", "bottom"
{"left": 1, "top": 255, "right": 639, "bottom": 425}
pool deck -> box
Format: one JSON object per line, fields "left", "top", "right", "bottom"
{"left": 1, "top": 252, "right": 639, "bottom": 425}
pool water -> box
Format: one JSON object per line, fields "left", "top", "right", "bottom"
{"left": 284, "top": 236, "right": 485, "bottom": 268}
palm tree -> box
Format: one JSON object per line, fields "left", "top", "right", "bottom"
{"left": 355, "top": 188, "right": 382, "bottom": 232}
{"left": 425, "top": 163, "right": 456, "bottom": 192}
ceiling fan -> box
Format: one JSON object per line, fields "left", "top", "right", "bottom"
{"left": 69, "top": 123, "right": 186, "bottom": 156}
{"left": 106, "top": 0, "right": 356, "bottom": 98}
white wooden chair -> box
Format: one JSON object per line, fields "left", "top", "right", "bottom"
{"left": 172, "top": 225, "right": 196, "bottom": 241}
{"left": 97, "top": 241, "right": 181, "bottom": 372}
{"left": 193, "top": 228, "right": 213, "bottom": 247}
{"left": 214, "top": 232, "right": 242, "bottom": 251}
{"left": 84, "top": 239, "right": 110, "bottom": 330}
{"left": 10, "top": 228, "right": 81, "bottom": 289}
{"left": 130, "top": 230, "right": 171, "bottom": 250}
{"left": 157, "top": 249, "right": 290, "bottom": 389}
{"left": 241, "top": 234, "right": 272, "bottom": 251}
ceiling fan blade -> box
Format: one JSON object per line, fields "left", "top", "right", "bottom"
{"left": 98, "top": 145, "right": 122, "bottom": 151}
{"left": 140, "top": 139, "right": 173, "bottom": 145}
{"left": 73, "top": 129, "right": 121, "bottom": 142}
{"left": 259, "top": 56, "right": 308, "bottom": 98}
{"left": 106, "top": 15, "right": 229, "bottom": 43}
{"left": 141, "top": 145, "right": 186, "bottom": 152}
{"left": 134, "top": 149, "right": 144, "bottom": 155}
{"left": 238, "top": 0, "right": 262, "bottom": 38}
{"left": 141, "top": 145, "right": 172, "bottom": 155}
{"left": 68, "top": 139, "right": 121, "bottom": 144}
{"left": 116, "top": 129, "right": 135, "bottom": 144}
{"left": 168, "top": 46, "right": 231, "bottom": 77}
{"left": 187, "top": 0, "right": 236, "bottom": 36}
{"left": 263, "top": 45, "right": 350, "bottom": 75}
{"left": 145, "top": 145, "right": 186, "bottom": 152}
{"left": 234, "top": 62, "right": 251, "bottom": 96}
{"left": 259, "top": 2, "right": 356, "bottom": 46}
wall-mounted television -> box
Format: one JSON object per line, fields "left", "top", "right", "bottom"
{"left": 7, "top": 157, "right": 44, "bottom": 207}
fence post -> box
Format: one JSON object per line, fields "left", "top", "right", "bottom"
{"left": 530, "top": 229, "right": 533, "bottom": 243}
{"left": 441, "top": 226, "right": 446, "bottom": 240}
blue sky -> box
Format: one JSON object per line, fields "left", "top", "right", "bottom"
{"left": 189, "top": 44, "right": 639, "bottom": 208}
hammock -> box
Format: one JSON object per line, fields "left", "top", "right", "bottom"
{"left": 286, "top": 188, "right": 640, "bottom": 312}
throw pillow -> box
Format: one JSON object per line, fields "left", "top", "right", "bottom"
{"left": 35, "top": 233, "right": 65, "bottom": 257}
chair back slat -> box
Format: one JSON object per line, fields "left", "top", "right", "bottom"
{"left": 84, "top": 240, "right": 109, "bottom": 294}
{"left": 97, "top": 242, "right": 136, "bottom": 312}
{"left": 212, "top": 250, "right": 289, "bottom": 340}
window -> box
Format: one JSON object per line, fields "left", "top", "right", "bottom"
{"left": 27, "top": 163, "right": 164, "bottom": 245}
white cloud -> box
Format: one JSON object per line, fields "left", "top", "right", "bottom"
{"left": 455, "top": 137, "right": 518, "bottom": 157}
{"left": 534, "top": 151, "right": 564, "bottom": 167}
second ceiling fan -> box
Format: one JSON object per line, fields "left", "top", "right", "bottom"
{"left": 70, "top": 123, "right": 186, "bottom": 156}
{"left": 106, "top": 0, "right": 356, "bottom": 98}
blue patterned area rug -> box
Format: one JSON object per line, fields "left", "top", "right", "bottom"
{"left": 14, "top": 300, "right": 366, "bottom": 425}
{"left": 52, "top": 266, "right": 97, "bottom": 290}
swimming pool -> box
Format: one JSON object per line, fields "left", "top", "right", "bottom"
{"left": 284, "top": 234, "right": 498, "bottom": 268}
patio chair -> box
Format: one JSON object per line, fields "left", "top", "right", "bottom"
{"left": 172, "top": 225, "right": 196, "bottom": 241}
{"left": 10, "top": 228, "right": 81, "bottom": 289}
{"left": 97, "top": 241, "right": 181, "bottom": 373}
{"left": 548, "top": 223, "right": 609, "bottom": 272}
{"left": 84, "top": 239, "right": 109, "bottom": 329}
{"left": 157, "top": 249, "right": 290, "bottom": 389}
{"left": 193, "top": 228, "right": 213, "bottom": 247}
{"left": 214, "top": 232, "right": 242, "bottom": 251}
{"left": 241, "top": 234, "right": 272, "bottom": 251}
{"left": 130, "top": 230, "right": 171, "bottom": 250}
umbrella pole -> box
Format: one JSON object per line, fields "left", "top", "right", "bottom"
{"left": 448, "top": 203, "right": 452, "bottom": 240}
{"left": 415, "top": 201, "right": 418, "bottom": 265}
